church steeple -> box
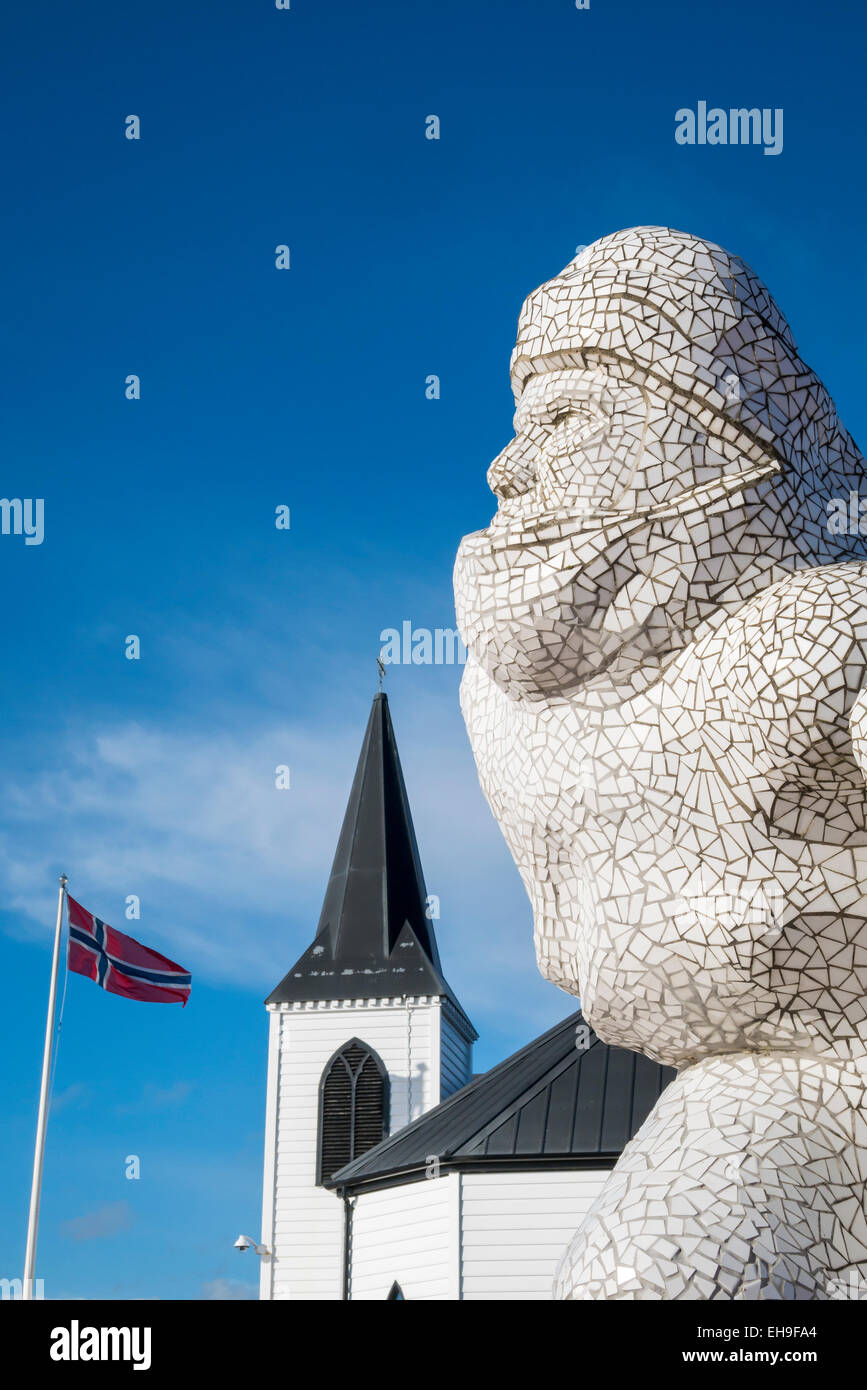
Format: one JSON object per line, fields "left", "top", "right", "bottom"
{"left": 266, "top": 693, "right": 462, "bottom": 1008}
{"left": 259, "top": 690, "right": 476, "bottom": 1300}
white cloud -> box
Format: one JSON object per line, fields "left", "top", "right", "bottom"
{"left": 50, "top": 1082, "right": 89, "bottom": 1113}
{"left": 201, "top": 1277, "right": 258, "bottom": 1300}
{"left": 60, "top": 1201, "right": 134, "bottom": 1242}
{"left": 116, "top": 1081, "right": 193, "bottom": 1115}
{"left": 0, "top": 717, "right": 365, "bottom": 981}
{"left": 0, "top": 685, "right": 569, "bottom": 1038}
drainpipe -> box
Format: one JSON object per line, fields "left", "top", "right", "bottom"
{"left": 341, "top": 1192, "right": 354, "bottom": 1300}
{"left": 406, "top": 999, "right": 426, "bottom": 1124}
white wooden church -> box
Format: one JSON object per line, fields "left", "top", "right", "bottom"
{"left": 257, "top": 693, "right": 672, "bottom": 1300}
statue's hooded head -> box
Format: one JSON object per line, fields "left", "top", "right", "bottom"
{"left": 455, "top": 226, "right": 867, "bottom": 697}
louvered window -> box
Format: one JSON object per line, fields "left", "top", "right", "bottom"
{"left": 318, "top": 1039, "right": 388, "bottom": 1184}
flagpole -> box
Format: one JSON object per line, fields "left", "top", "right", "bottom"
{"left": 22, "top": 873, "right": 67, "bottom": 1301}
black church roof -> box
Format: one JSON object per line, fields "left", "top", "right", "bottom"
{"left": 328, "top": 1011, "right": 675, "bottom": 1191}
{"left": 266, "top": 693, "right": 474, "bottom": 1033}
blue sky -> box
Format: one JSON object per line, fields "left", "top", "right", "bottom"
{"left": 1, "top": 0, "right": 865, "bottom": 1300}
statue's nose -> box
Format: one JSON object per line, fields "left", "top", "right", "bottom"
{"left": 487, "top": 434, "right": 537, "bottom": 500}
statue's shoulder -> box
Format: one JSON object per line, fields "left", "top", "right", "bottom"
{"left": 699, "top": 562, "right": 867, "bottom": 718}
{"left": 721, "top": 562, "right": 867, "bottom": 648}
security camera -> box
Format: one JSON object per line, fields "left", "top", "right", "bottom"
{"left": 234, "top": 1233, "right": 271, "bottom": 1257}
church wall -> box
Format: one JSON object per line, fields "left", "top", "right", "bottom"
{"left": 259, "top": 1009, "right": 281, "bottom": 1300}
{"left": 261, "top": 996, "right": 442, "bottom": 1300}
{"left": 347, "top": 1168, "right": 610, "bottom": 1300}
{"left": 440, "top": 1007, "right": 474, "bottom": 1100}
{"left": 459, "top": 1169, "right": 609, "bottom": 1300}
{"left": 348, "top": 1173, "right": 458, "bottom": 1300}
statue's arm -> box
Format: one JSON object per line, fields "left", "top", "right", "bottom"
{"left": 459, "top": 655, "right": 543, "bottom": 891}
{"left": 849, "top": 685, "right": 867, "bottom": 786}
{"left": 712, "top": 567, "right": 867, "bottom": 839}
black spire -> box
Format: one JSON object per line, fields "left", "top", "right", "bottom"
{"left": 266, "top": 693, "right": 465, "bottom": 1007}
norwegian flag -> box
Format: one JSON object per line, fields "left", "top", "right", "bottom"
{"left": 66, "top": 894, "right": 191, "bottom": 1006}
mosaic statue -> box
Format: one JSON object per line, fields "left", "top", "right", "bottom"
{"left": 455, "top": 227, "right": 867, "bottom": 1299}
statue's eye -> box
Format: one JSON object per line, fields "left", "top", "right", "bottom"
{"left": 551, "top": 405, "right": 598, "bottom": 429}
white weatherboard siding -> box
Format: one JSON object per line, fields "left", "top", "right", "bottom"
{"left": 349, "top": 1174, "right": 458, "bottom": 1300}
{"left": 347, "top": 1169, "right": 609, "bottom": 1300}
{"left": 440, "top": 1007, "right": 473, "bottom": 1099}
{"left": 258, "top": 1009, "right": 281, "bottom": 1300}
{"left": 460, "top": 1170, "right": 608, "bottom": 1299}
{"left": 261, "top": 996, "right": 448, "bottom": 1301}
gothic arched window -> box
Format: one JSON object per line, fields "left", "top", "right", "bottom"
{"left": 318, "top": 1039, "right": 389, "bottom": 1184}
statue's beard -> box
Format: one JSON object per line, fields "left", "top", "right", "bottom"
{"left": 455, "top": 519, "right": 694, "bottom": 697}
{"left": 455, "top": 459, "right": 782, "bottom": 698}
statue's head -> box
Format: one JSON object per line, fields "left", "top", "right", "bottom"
{"left": 455, "top": 226, "right": 867, "bottom": 698}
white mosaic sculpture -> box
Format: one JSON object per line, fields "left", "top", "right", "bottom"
{"left": 454, "top": 227, "right": 867, "bottom": 1300}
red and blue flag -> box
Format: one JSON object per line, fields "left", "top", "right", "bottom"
{"left": 66, "top": 894, "right": 191, "bottom": 1006}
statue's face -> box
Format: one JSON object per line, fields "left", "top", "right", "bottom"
{"left": 457, "top": 227, "right": 867, "bottom": 700}
{"left": 455, "top": 362, "right": 722, "bottom": 696}
{"left": 487, "top": 366, "right": 649, "bottom": 520}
